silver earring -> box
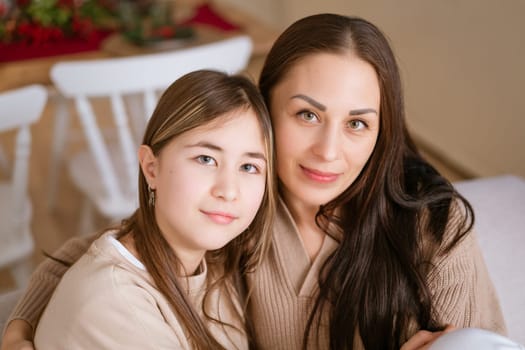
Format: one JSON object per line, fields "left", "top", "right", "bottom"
{"left": 148, "top": 185, "right": 156, "bottom": 207}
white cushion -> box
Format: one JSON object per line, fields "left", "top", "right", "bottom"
{"left": 454, "top": 175, "right": 525, "bottom": 344}
{"left": 0, "top": 289, "right": 23, "bottom": 339}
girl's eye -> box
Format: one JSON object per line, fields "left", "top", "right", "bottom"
{"left": 240, "top": 163, "right": 260, "bottom": 174}
{"left": 347, "top": 119, "right": 367, "bottom": 130}
{"left": 297, "top": 111, "right": 319, "bottom": 123}
{"left": 196, "top": 155, "right": 216, "bottom": 166}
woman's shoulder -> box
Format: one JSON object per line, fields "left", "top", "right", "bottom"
{"left": 417, "top": 195, "right": 475, "bottom": 266}
{"left": 421, "top": 197, "right": 479, "bottom": 276}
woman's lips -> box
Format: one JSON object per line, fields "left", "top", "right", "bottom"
{"left": 300, "top": 165, "right": 340, "bottom": 183}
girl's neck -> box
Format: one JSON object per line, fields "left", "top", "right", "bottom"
{"left": 119, "top": 233, "right": 204, "bottom": 276}
{"left": 173, "top": 250, "right": 205, "bottom": 277}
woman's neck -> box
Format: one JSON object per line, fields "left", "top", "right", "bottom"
{"left": 284, "top": 197, "right": 326, "bottom": 261}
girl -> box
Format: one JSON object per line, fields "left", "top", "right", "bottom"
{"left": 33, "top": 69, "right": 276, "bottom": 349}
{"left": 2, "top": 15, "right": 506, "bottom": 350}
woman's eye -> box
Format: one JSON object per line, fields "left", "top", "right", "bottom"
{"left": 298, "top": 111, "right": 319, "bottom": 123}
{"left": 196, "top": 155, "right": 216, "bottom": 166}
{"left": 240, "top": 163, "right": 260, "bottom": 174}
{"left": 348, "top": 119, "right": 367, "bottom": 130}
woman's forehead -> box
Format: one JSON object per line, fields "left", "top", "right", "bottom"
{"left": 272, "top": 52, "right": 380, "bottom": 108}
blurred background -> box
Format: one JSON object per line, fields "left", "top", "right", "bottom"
{"left": 229, "top": 0, "right": 525, "bottom": 179}
{"left": 0, "top": 0, "right": 523, "bottom": 292}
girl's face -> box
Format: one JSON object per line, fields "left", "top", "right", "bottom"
{"left": 140, "top": 109, "right": 267, "bottom": 271}
{"left": 270, "top": 52, "right": 380, "bottom": 212}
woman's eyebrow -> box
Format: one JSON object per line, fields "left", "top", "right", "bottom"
{"left": 292, "top": 94, "right": 377, "bottom": 116}
{"left": 291, "top": 94, "right": 326, "bottom": 111}
{"left": 350, "top": 108, "right": 378, "bottom": 116}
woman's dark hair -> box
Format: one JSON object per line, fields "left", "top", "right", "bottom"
{"left": 259, "top": 14, "right": 473, "bottom": 350}
{"left": 119, "top": 70, "right": 276, "bottom": 349}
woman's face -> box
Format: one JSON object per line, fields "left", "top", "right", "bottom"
{"left": 270, "top": 52, "right": 380, "bottom": 212}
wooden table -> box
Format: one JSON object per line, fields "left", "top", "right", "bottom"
{"left": 0, "top": 3, "right": 279, "bottom": 92}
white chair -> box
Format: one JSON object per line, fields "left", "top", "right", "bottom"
{"left": 48, "top": 35, "right": 253, "bottom": 232}
{"left": 0, "top": 85, "right": 47, "bottom": 288}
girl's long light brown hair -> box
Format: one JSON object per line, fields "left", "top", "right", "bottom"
{"left": 118, "top": 70, "right": 276, "bottom": 349}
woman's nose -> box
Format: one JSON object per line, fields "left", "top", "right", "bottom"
{"left": 311, "top": 124, "right": 341, "bottom": 161}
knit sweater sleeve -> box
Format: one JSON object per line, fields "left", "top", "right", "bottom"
{"left": 427, "top": 225, "right": 507, "bottom": 335}
{"left": 7, "top": 234, "right": 96, "bottom": 331}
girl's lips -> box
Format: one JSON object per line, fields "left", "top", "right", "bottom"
{"left": 300, "top": 166, "right": 340, "bottom": 183}
{"left": 201, "top": 210, "right": 237, "bottom": 224}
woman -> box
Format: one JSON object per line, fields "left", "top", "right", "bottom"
{"left": 250, "top": 13, "right": 505, "bottom": 349}
{"left": 33, "top": 69, "right": 276, "bottom": 349}
{"left": 2, "top": 14, "right": 505, "bottom": 350}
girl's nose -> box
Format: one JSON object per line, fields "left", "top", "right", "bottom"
{"left": 211, "top": 171, "right": 239, "bottom": 201}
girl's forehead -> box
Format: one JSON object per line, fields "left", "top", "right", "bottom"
{"left": 192, "top": 108, "right": 257, "bottom": 134}
{"left": 182, "top": 107, "right": 263, "bottom": 139}
{"left": 204, "top": 109, "right": 246, "bottom": 128}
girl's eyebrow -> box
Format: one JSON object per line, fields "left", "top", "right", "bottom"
{"left": 291, "top": 94, "right": 378, "bottom": 116}
{"left": 186, "top": 142, "right": 267, "bottom": 161}
{"left": 186, "top": 141, "right": 221, "bottom": 151}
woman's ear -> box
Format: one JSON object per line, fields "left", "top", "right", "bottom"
{"left": 138, "top": 145, "right": 158, "bottom": 189}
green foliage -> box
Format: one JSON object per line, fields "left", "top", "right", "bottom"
{"left": 26, "top": 0, "right": 67, "bottom": 27}
{"left": 0, "top": 0, "right": 117, "bottom": 44}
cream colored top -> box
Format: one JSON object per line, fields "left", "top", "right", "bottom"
{"left": 246, "top": 200, "right": 506, "bottom": 349}
{"left": 33, "top": 231, "right": 247, "bottom": 350}
{"left": 7, "top": 201, "right": 506, "bottom": 349}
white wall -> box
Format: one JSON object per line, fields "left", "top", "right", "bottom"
{"left": 214, "top": 0, "right": 285, "bottom": 29}
{"left": 218, "top": 0, "right": 525, "bottom": 178}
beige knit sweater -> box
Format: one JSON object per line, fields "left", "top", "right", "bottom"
{"left": 246, "top": 200, "right": 506, "bottom": 349}
{"left": 7, "top": 201, "right": 506, "bottom": 349}
{"left": 34, "top": 231, "right": 247, "bottom": 349}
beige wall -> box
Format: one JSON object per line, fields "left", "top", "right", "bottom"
{"left": 219, "top": 0, "right": 525, "bottom": 178}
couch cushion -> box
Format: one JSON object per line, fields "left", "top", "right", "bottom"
{"left": 454, "top": 175, "right": 525, "bottom": 344}
{"left": 0, "top": 289, "right": 23, "bottom": 340}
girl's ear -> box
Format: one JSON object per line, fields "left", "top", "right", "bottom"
{"left": 138, "top": 145, "right": 158, "bottom": 189}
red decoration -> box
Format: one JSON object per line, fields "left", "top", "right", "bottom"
{"left": 0, "top": 29, "right": 113, "bottom": 62}
{"left": 0, "top": 2, "right": 242, "bottom": 63}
